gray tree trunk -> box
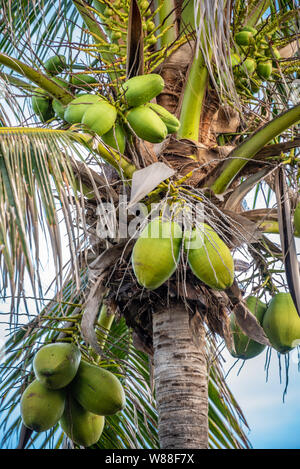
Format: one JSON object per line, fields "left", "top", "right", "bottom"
{"left": 153, "top": 300, "right": 208, "bottom": 449}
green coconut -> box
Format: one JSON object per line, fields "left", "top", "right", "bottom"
{"left": 257, "top": 60, "right": 272, "bottom": 80}
{"left": 70, "top": 361, "right": 126, "bottom": 416}
{"left": 60, "top": 395, "right": 105, "bottom": 447}
{"left": 127, "top": 105, "right": 168, "bottom": 143}
{"left": 71, "top": 74, "right": 98, "bottom": 89}
{"left": 185, "top": 223, "right": 234, "bottom": 290}
{"left": 262, "top": 292, "right": 300, "bottom": 354}
{"left": 146, "top": 103, "right": 180, "bottom": 134}
{"left": 64, "top": 94, "right": 103, "bottom": 124}
{"left": 101, "top": 123, "right": 126, "bottom": 153}
{"left": 33, "top": 342, "right": 81, "bottom": 389}
{"left": 44, "top": 55, "right": 67, "bottom": 76}
{"left": 52, "top": 99, "right": 66, "bottom": 119}
{"left": 122, "top": 73, "right": 164, "bottom": 107}
{"left": 229, "top": 296, "right": 267, "bottom": 360}
{"left": 240, "top": 57, "right": 257, "bottom": 76}
{"left": 241, "top": 26, "right": 258, "bottom": 36}
{"left": 294, "top": 201, "right": 300, "bottom": 234}
{"left": 81, "top": 101, "right": 117, "bottom": 136}
{"left": 31, "top": 88, "right": 54, "bottom": 122}
{"left": 21, "top": 379, "right": 65, "bottom": 432}
{"left": 51, "top": 76, "right": 70, "bottom": 119}
{"left": 230, "top": 53, "right": 241, "bottom": 67}
{"left": 235, "top": 30, "right": 254, "bottom": 46}
{"left": 132, "top": 218, "right": 183, "bottom": 290}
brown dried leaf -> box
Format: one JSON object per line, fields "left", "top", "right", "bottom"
{"left": 126, "top": 0, "right": 144, "bottom": 78}
{"left": 81, "top": 276, "right": 106, "bottom": 356}
{"left": 81, "top": 241, "right": 133, "bottom": 353}
{"left": 233, "top": 302, "right": 271, "bottom": 347}
{"left": 211, "top": 106, "right": 240, "bottom": 134}
{"left": 222, "top": 210, "right": 263, "bottom": 247}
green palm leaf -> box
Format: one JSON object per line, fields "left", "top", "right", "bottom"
{"left": 0, "top": 272, "right": 250, "bottom": 449}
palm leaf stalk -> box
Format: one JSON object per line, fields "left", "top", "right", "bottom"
{"left": 177, "top": 50, "right": 210, "bottom": 141}
{"left": 0, "top": 53, "right": 73, "bottom": 103}
{"left": 211, "top": 103, "right": 300, "bottom": 194}
{"left": 156, "top": 0, "right": 177, "bottom": 48}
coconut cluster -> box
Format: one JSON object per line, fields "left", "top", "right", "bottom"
{"left": 231, "top": 26, "right": 281, "bottom": 97}
{"left": 31, "top": 54, "right": 98, "bottom": 122}
{"left": 63, "top": 73, "right": 180, "bottom": 146}
{"left": 131, "top": 218, "right": 234, "bottom": 291}
{"left": 32, "top": 61, "right": 181, "bottom": 149}
{"left": 228, "top": 204, "right": 300, "bottom": 360}
{"left": 20, "top": 343, "right": 125, "bottom": 447}
{"left": 229, "top": 292, "right": 300, "bottom": 360}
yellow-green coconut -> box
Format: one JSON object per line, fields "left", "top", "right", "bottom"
{"left": 184, "top": 223, "right": 234, "bottom": 290}
{"left": 122, "top": 73, "right": 164, "bottom": 107}
{"left": 132, "top": 218, "right": 182, "bottom": 290}
{"left": 33, "top": 342, "right": 81, "bottom": 389}
{"left": 21, "top": 379, "right": 65, "bottom": 432}
{"left": 127, "top": 105, "right": 168, "bottom": 143}
{"left": 64, "top": 94, "right": 103, "bottom": 124}
{"left": 229, "top": 296, "right": 267, "bottom": 360}
{"left": 262, "top": 292, "right": 300, "bottom": 354}
{"left": 81, "top": 101, "right": 117, "bottom": 136}
{"left": 70, "top": 361, "right": 125, "bottom": 416}
{"left": 60, "top": 395, "right": 105, "bottom": 447}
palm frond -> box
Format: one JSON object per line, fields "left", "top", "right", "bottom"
{"left": 0, "top": 1, "right": 83, "bottom": 62}
{"left": 0, "top": 273, "right": 251, "bottom": 449}
{"left": 0, "top": 128, "right": 96, "bottom": 314}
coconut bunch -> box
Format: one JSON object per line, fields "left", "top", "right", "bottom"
{"left": 121, "top": 74, "right": 180, "bottom": 143}
{"left": 40, "top": 73, "right": 180, "bottom": 152}
{"left": 31, "top": 55, "right": 68, "bottom": 122}
{"left": 131, "top": 216, "right": 300, "bottom": 361}
{"left": 20, "top": 343, "right": 125, "bottom": 448}
{"left": 231, "top": 26, "right": 281, "bottom": 97}
{"left": 225, "top": 198, "right": 300, "bottom": 361}
{"left": 131, "top": 217, "right": 234, "bottom": 291}
{"left": 228, "top": 292, "right": 300, "bottom": 360}
{"left": 93, "top": 0, "right": 162, "bottom": 52}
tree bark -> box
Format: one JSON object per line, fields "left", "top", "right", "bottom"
{"left": 153, "top": 300, "right": 208, "bottom": 449}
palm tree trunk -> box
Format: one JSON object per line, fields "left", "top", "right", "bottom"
{"left": 153, "top": 300, "right": 208, "bottom": 449}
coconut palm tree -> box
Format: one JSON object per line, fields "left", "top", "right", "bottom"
{"left": 0, "top": 0, "right": 299, "bottom": 450}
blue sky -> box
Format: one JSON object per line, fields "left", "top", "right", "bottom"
{"left": 223, "top": 347, "right": 300, "bottom": 449}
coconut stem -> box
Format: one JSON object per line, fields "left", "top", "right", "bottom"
{"left": 0, "top": 53, "right": 73, "bottom": 104}
{"left": 244, "top": 0, "right": 271, "bottom": 28}
{"left": 71, "top": 132, "right": 136, "bottom": 180}
{"left": 96, "top": 304, "right": 115, "bottom": 350}
{"left": 211, "top": 103, "right": 300, "bottom": 194}
{"left": 157, "top": 0, "right": 177, "bottom": 48}
{"left": 177, "top": 49, "right": 209, "bottom": 141}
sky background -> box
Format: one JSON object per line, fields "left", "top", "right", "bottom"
{"left": 223, "top": 346, "right": 300, "bottom": 449}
